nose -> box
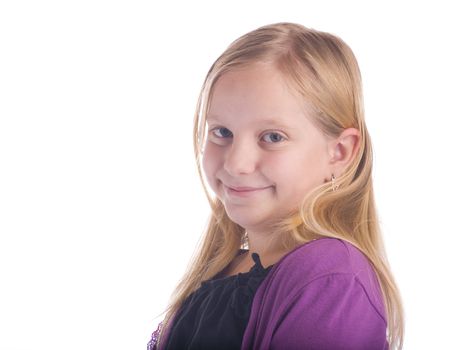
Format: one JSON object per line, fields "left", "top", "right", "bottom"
{"left": 223, "top": 138, "right": 258, "bottom": 176}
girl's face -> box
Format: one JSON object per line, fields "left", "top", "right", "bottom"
{"left": 202, "top": 63, "right": 332, "bottom": 234}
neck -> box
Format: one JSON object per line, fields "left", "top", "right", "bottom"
{"left": 245, "top": 229, "right": 285, "bottom": 257}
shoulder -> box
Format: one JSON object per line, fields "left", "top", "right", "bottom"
{"left": 242, "top": 239, "right": 389, "bottom": 349}
{"left": 243, "top": 238, "right": 388, "bottom": 348}
{"left": 274, "top": 237, "right": 370, "bottom": 277}
{"left": 268, "top": 238, "right": 386, "bottom": 320}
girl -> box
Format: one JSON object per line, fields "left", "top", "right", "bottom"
{"left": 148, "top": 22, "right": 404, "bottom": 349}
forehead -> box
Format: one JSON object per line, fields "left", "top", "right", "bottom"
{"left": 207, "top": 63, "right": 308, "bottom": 127}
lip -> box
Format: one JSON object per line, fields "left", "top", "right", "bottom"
{"left": 229, "top": 186, "right": 268, "bottom": 191}
{"left": 224, "top": 184, "right": 272, "bottom": 198}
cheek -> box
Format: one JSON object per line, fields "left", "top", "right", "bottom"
{"left": 271, "top": 150, "right": 326, "bottom": 190}
{"left": 202, "top": 145, "right": 222, "bottom": 185}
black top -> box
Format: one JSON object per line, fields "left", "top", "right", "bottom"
{"left": 164, "top": 251, "right": 273, "bottom": 350}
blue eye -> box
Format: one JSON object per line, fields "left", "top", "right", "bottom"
{"left": 212, "top": 127, "right": 232, "bottom": 138}
{"left": 262, "top": 132, "right": 285, "bottom": 143}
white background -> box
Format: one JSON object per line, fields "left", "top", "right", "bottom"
{"left": 1, "top": 1, "right": 468, "bottom": 349}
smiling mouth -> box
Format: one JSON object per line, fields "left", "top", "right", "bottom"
{"left": 229, "top": 186, "right": 269, "bottom": 192}
{"left": 224, "top": 185, "right": 272, "bottom": 197}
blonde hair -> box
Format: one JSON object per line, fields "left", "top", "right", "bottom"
{"left": 156, "top": 22, "right": 404, "bottom": 349}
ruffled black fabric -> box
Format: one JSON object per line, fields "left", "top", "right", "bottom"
{"left": 164, "top": 251, "right": 273, "bottom": 350}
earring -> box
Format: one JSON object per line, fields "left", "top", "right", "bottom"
{"left": 331, "top": 174, "right": 339, "bottom": 191}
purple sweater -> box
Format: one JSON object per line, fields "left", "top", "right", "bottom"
{"left": 156, "top": 238, "right": 388, "bottom": 349}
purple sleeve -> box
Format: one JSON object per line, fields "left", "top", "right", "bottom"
{"left": 270, "top": 273, "right": 388, "bottom": 350}
{"left": 148, "top": 313, "right": 177, "bottom": 350}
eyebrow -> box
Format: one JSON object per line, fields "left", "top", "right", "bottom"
{"left": 206, "top": 116, "right": 296, "bottom": 130}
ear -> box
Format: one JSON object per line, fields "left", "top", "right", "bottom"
{"left": 328, "top": 128, "right": 361, "bottom": 175}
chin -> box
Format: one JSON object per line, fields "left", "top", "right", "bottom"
{"left": 224, "top": 210, "right": 264, "bottom": 228}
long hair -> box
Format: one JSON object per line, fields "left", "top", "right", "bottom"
{"left": 156, "top": 22, "right": 404, "bottom": 349}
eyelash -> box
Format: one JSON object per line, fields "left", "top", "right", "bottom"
{"left": 210, "top": 127, "right": 286, "bottom": 144}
